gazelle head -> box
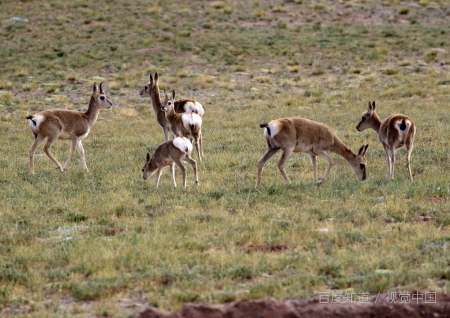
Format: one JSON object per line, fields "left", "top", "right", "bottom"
{"left": 92, "top": 82, "right": 113, "bottom": 109}
{"left": 142, "top": 152, "right": 157, "bottom": 180}
{"left": 356, "top": 101, "right": 377, "bottom": 132}
{"left": 161, "top": 90, "right": 175, "bottom": 112}
{"left": 349, "top": 144, "right": 369, "bottom": 180}
{"left": 140, "top": 73, "right": 159, "bottom": 98}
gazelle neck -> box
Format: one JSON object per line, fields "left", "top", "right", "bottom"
{"left": 85, "top": 96, "right": 100, "bottom": 127}
{"left": 150, "top": 88, "right": 163, "bottom": 115}
{"left": 330, "top": 137, "right": 356, "bottom": 163}
{"left": 370, "top": 113, "right": 382, "bottom": 134}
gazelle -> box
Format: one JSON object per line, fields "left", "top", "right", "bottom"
{"left": 27, "top": 82, "right": 112, "bottom": 174}
{"left": 162, "top": 90, "right": 203, "bottom": 162}
{"left": 256, "top": 117, "right": 369, "bottom": 187}
{"left": 139, "top": 73, "right": 204, "bottom": 141}
{"left": 142, "top": 137, "right": 199, "bottom": 189}
{"left": 356, "top": 101, "right": 415, "bottom": 180}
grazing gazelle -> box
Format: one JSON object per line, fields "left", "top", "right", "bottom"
{"left": 256, "top": 117, "right": 369, "bottom": 187}
{"left": 27, "top": 82, "right": 112, "bottom": 174}
{"left": 142, "top": 137, "right": 199, "bottom": 189}
{"left": 162, "top": 90, "right": 203, "bottom": 161}
{"left": 356, "top": 101, "right": 415, "bottom": 180}
{"left": 139, "top": 73, "right": 204, "bottom": 141}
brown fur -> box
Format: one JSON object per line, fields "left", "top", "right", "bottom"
{"left": 27, "top": 82, "right": 112, "bottom": 174}
{"left": 162, "top": 90, "right": 203, "bottom": 162}
{"left": 142, "top": 137, "right": 199, "bottom": 189}
{"left": 256, "top": 117, "right": 369, "bottom": 187}
{"left": 139, "top": 73, "right": 204, "bottom": 141}
{"left": 356, "top": 101, "right": 415, "bottom": 180}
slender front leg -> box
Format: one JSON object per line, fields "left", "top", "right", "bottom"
{"left": 63, "top": 138, "right": 78, "bottom": 171}
{"left": 314, "top": 149, "right": 333, "bottom": 185}
{"left": 256, "top": 147, "right": 279, "bottom": 187}
{"left": 277, "top": 147, "right": 294, "bottom": 185}
{"left": 389, "top": 147, "right": 396, "bottom": 180}
{"left": 174, "top": 159, "right": 187, "bottom": 189}
{"left": 163, "top": 127, "right": 169, "bottom": 141}
{"left": 199, "top": 132, "right": 203, "bottom": 157}
{"left": 155, "top": 167, "right": 163, "bottom": 188}
{"left": 170, "top": 163, "right": 177, "bottom": 188}
{"left": 29, "top": 135, "right": 45, "bottom": 174}
{"left": 309, "top": 155, "right": 317, "bottom": 184}
{"left": 43, "top": 134, "right": 64, "bottom": 172}
{"left": 76, "top": 140, "right": 89, "bottom": 171}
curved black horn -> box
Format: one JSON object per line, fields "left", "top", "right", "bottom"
{"left": 99, "top": 82, "right": 104, "bottom": 94}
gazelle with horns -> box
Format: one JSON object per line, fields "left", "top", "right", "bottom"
{"left": 256, "top": 117, "right": 369, "bottom": 187}
{"left": 139, "top": 73, "right": 204, "bottom": 141}
{"left": 162, "top": 90, "right": 203, "bottom": 162}
{"left": 356, "top": 101, "right": 415, "bottom": 180}
{"left": 27, "top": 82, "right": 113, "bottom": 174}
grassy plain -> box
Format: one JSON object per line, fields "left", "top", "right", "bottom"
{"left": 1, "top": 0, "right": 450, "bottom": 316}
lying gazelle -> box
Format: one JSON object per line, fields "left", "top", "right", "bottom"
{"left": 142, "top": 137, "right": 199, "bottom": 189}
{"left": 162, "top": 90, "right": 203, "bottom": 161}
{"left": 256, "top": 117, "right": 369, "bottom": 187}
{"left": 27, "top": 82, "right": 112, "bottom": 174}
{"left": 356, "top": 101, "right": 415, "bottom": 180}
{"left": 139, "top": 73, "right": 204, "bottom": 141}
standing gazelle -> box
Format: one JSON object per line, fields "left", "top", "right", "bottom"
{"left": 162, "top": 90, "right": 203, "bottom": 161}
{"left": 142, "top": 137, "right": 199, "bottom": 189}
{"left": 27, "top": 82, "right": 113, "bottom": 174}
{"left": 139, "top": 73, "right": 204, "bottom": 141}
{"left": 356, "top": 101, "right": 415, "bottom": 180}
{"left": 256, "top": 117, "right": 369, "bottom": 187}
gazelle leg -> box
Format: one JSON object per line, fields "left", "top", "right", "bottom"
{"left": 194, "top": 137, "right": 202, "bottom": 163}
{"left": 388, "top": 147, "right": 395, "bottom": 180}
{"left": 184, "top": 155, "right": 199, "bottom": 186}
{"left": 63, "top": 137, "right": 78, "bottom": 171}
{"left": 43, "top": 134, "right": 63, "bottom": 172}
{"left": 256, "top": 147, "right": 280, "bottom": 187}
{"left": 163, "top": 127, "right": 169, "bottom": 141}
{"left": 76, "top": 140, "right": 88, "bottom": 171}
{"left": 315, "top": 149, "right": 333, "bottom": 184}
{"left": 173, "top": 159, "right": 187, "bottom": 189}
{"left": 29, "top": 134, "right": 45, "bottom": 174}
{"left": 199, "top": 132, "right": 203, "bottom": 157}
{"left": 309, "top": 155, "right": 317, "bottom": 184}
{"left": 277, "top": 147, "right": 294, "bottom": 185}
{"left": 170, "top": 163, "right": 177, "bottom": 188}
{"left": 383, "top": 143, "right": 391, "bottom": 176}
{"left": 406, "top": 142, "right": 414, "bottom": 181}
{"left": 155, "top": 167, "right": 163, "bottom": 188}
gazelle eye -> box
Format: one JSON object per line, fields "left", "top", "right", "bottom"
{"left": 360, "top": 164, "right": 365, "bottom": 169}
{"left": 100, "top": 96, "right": 105, "bottom": 100}
{"left": 145, "top": 86, "right": 148, "bottom": 89}
{"left": 142, "top": 169, "right": 144, "bottom": 172}
{"left": 361, "top": 116, "right": 366, "bottom": 121}
{"left": 168, "top": 102, "right": 172, "bottom": 105}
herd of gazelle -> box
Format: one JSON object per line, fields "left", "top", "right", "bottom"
{"left": 26, "top": 74, "right": 416, "bottom": 188}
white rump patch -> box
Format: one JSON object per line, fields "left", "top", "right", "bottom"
{"left": 29, "top": 115, "right": 44, "bottom": 132}
{"left": 173, "top": 137, "right": 193, "bottom": 153}
{"left": 395, "top": 119, "right": 411, "bottom": 133}
{"left": 183, "top": 101, "right": 204, "bottom": 117}
{"left": 181, "top": 113, "right": 202, "bottom": 131}
{"left": 264, "top": 120, "right": 281, "bottom": 139}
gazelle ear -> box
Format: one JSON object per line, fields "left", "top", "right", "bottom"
{"left": 367, "top": 101, "right": 372, "bottom": 113}
{"left": 93, "top": 82, "right": 98, "bottom": 93}
{"left": 149, "top": 73, "right": 153, "bottom": 86}
{"left": 154, "top": 72, "right": 159, "bottom": 86}
{"left": 172, "top": 90, "right": 176, "bottom": 100}
{"left": 371, "top": 101, "right": 376, "bottom": 112}
{"left": 358, "top": 144, "right": 369, "bottom": 156}
{"left": 99, "top": 82, "right": 104, "bottom": 94}
{"left": 146, "top": 152, "right": 150, "bottom": 162}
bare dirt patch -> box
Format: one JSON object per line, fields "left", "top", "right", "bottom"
{"left": 243, "top": 244, "right": 289, "bottom": 253}
{"left": 137, "top": 290, "right": 450, "bottom": 318}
